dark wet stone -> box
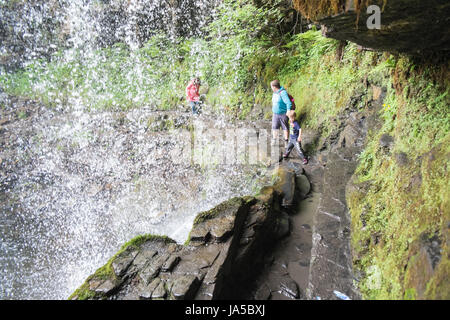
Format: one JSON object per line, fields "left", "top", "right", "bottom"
{"left": 194, "top": 282, "right": 215, "bottom": 300}
{"left": 139, "top": 277, "right": 161, "bottom": 300}
{"left": 314, "top": 211, "right": 341, "bottom": 236}
{"left": 273, "top": 166, "right": 296, "bottom": 207}
{"left": 279, "top": 277, "right": 299, "bottom": 299}
{"left": 421, "top": 233, "right": 442, "bottom": 270}
{"left": 72, "top": 165, "right": 293, "bottom": 300}
{"left": 133, "top": 249, "right": 157, "bottom": 269}
{"left": 379, "top": 134, "right": 394, "bottom": 148}
{"left": 295, "top": 174, "right": 311, "bottom": 199}
{"left": 139, "top": 254, "right": 169, "bottom": 285}
{"left": 264, "top": 254, "right": 275, "bottom": 266}
{"left": 189, "top": 197, "right": 247, "bottom": 243}
{"left": 317, "top": 1, "right": 449, "bottom": 56}
{"left": 317, "top": 153, "right": 328, "bottom": 165}
{"left": 337, "top": 123, "right": 362, "bottom": 149}
{"left": 178, "top": 244, "right": 222, "bottom": 274}
{"left": 162, "top": 255, "right": 180, "bottom": 273}
{"left": 188, "top": 226, "right": 210, "bottom": 244}
{"left": 170, "top": 275, "right": 201, "bottom": 300}
{"left": 94, "top": 280, "right": 117, "bottom": 295}
{"left": 112, "top": 250, "right": 138, "bottom": 277}
{"left": 88, "top": 279, "right": 102, "bottom": 291}
{"left": 295, "top": 242, "right": 312, "bottom": 255}
{"left": 254, "top": 284, "right": 271, "bottom": 300}
{"left": 151, "top": 281, "right": 167, "bottom": 299}
{"left": 301, "top": 129, "right": 320, "bottom": 153}
{"left": 394, "top": 152, "right": 409, "bottom": 167}
{"left": 209, "top": 216, "right": 236, "bottom": 241}
{"left": 275, "top": 212, "right": 290, "bottom": 239}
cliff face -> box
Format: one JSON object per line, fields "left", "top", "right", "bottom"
{"left": 292, "top": 0, "right": 450, "bottom": 55}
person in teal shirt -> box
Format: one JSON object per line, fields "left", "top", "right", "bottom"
{"left": 270, "top": 80, "right": 292, "bottom": 144}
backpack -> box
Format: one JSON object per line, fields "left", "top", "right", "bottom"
{"left": 281, "top": 88, "right": 296, "bottom": 110}
{"left": 287, "top": 93, "right": 296, "bottom": 110}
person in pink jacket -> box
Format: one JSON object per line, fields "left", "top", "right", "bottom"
{"left": 186, "top": 77, "right": 201, "bottom": 115}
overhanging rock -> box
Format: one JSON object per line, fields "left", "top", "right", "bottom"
{"left": 293, "top": 0, "right": 450, "bottom": 55}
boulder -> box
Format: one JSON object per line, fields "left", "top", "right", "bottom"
{"left": 188, "top": 197, "right": 249, "bottom": 244}
{"left": 273, "top": 166, "right": 296, "bottom": 207}
{"left": 296, "top": 174, "right": 311, "bottom": 199}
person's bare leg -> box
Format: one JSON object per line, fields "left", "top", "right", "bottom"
{"left": 283, "top": 130, "right": 289, "bottom": 141}
{"left": 272, "top": 129, "right": 278, "bottom": 140}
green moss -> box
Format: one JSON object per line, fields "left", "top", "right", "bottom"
{"left": 425, "top": 257, "right": 450, "bottom": 300}
{"left": 68, "top": 234, "right": 175, "bottom": 300}
{"left": 404, "top": 288, "right": 417, "bottom": 300}
{"left": 348, "top": 56, "right": 449, "bottom": 300}
{"left": 69, "top": 282, "right": 98, "bottom": 300}
{"left": 192, "top": 197, "right": 244, "bottom": 226}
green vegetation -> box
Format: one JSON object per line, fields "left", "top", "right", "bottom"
{"left": 348, "top": 57, "right": 449, "bottom": 299}
{"left": 0, "top": 0, "right": 337, "bottom": 119}
{"left": 192, "top": 197, "right": 245, "bottom": 226}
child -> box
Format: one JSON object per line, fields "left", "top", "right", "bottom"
{"left": 283, "top": 110, "right": 308, "bottom": 164}
{"left": 186, "top": 77, "right": 201, "bottom": 115}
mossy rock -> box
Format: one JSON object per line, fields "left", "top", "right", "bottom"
{"left": 192, "top": 197, "right": 246, "bottom": 226}
{"left": 273, "top": 166, "right": 296, "bottom": 207}
{"left": 69, "top": 234, "right": 175, "bottom": 300}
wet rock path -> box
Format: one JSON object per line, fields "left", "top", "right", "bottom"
{"left": 250, "top": 103, "right": 379, "bottom": 300}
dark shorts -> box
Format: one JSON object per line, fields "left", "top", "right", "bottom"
{"left": 272, "top": 113, "right": 289, "bottom": 130}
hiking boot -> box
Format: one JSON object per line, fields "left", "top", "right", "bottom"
{"left": 302, "top": 158, "right": 308, "bottom": 165}
{"left": 283, "top": 153, "right": 288, "bottom": 158}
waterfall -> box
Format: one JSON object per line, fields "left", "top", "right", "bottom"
{"left": 0, "top": 0, "right": 271, "bottom": 300}
{"left": 0, "top": 0, "right": 222, "bottom": 70}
